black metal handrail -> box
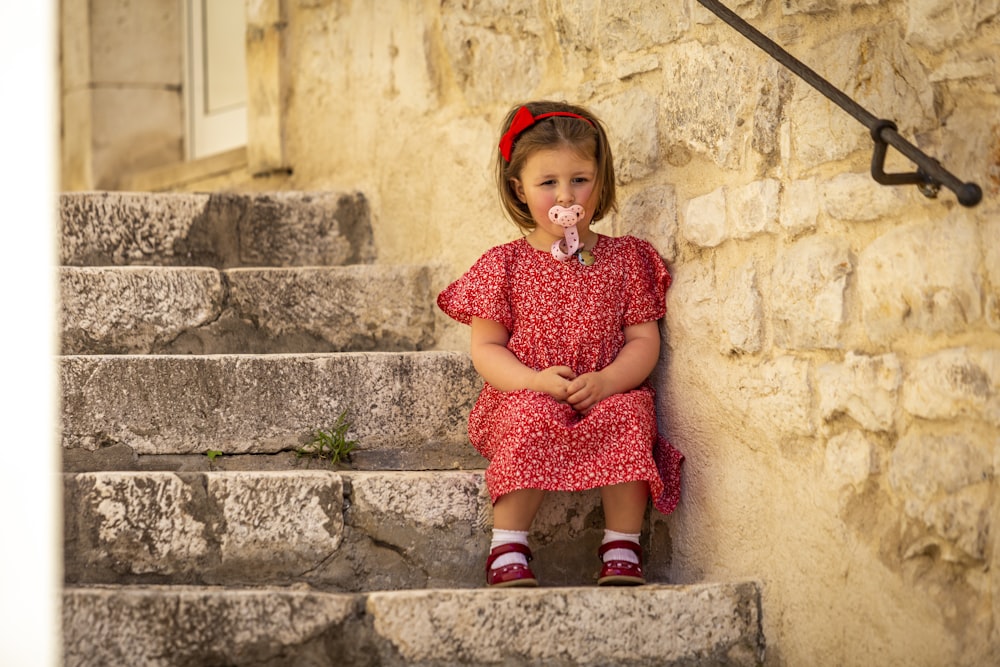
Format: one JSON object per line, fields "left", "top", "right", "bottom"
{"left": 696, "top": 0, "right": 983, "bottom": 207}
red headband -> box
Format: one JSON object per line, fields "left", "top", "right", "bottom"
{"left": 498, "top": 106, "right": 595, "bottom": 162}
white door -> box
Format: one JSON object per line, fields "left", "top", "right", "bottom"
{"left": 185, "top": 0, "right": 247, "bottom": 159}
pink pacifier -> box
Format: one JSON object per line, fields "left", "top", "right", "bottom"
{"left": 548, "top": 204, "right": 588, "bottom": 263}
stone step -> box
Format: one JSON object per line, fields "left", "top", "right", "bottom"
{"left": 59, "top": 265, "right": 438, "bottom": 354}
{"left": 63, "top": 583, "right": 764, "bottom": 666}
{"left": 60, "top": 352, "right": 482, "bottom": 471}
{"left": 62, "top": 470, "right": 675, "bottom": 590}
{"left": 59, "top": 191, "right": 375, "bottom": 268}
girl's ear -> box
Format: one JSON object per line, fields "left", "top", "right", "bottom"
{"left": 510, "top": 178, "right": 526, "bottom": 203}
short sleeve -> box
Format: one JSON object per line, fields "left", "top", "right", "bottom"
{"left": 437, "top": 245, "right": 514, "bottom": 330}
{"left": 623, "top": 237, "right": 671, "bottom": 326}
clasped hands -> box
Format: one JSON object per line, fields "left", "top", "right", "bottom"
{"left": 533, "top": 365, "right": 610, "bottom": 415}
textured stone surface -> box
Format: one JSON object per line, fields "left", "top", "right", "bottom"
{"left": 719, "top": 259, "right": 763, "bottom": 355}
{"left": 64, "top": 583, "right": 764, "bottom": 667}
{"left": 59, "top": 352, "right": 480, "bottom": 458}
{"left": 857, "top": 217, "right": 983, "bottom": 345}
{"left": 64, "top": 471, "right": 343, "bottom": 585}
{"left": 889, "top": 428, "right": 993, "bottom": 562}
{"left": 63, "top": 587, "right": 363, "bottom": 667}
{"left": 771, "top": 235, "right": 852, "bottom": 349}
{"left": 366, "top": 583, "right": 763, "bottom": 666}
{"left": 60, "top": 266, "right": 224, "bottom": 353}
{"left": 63, "top": 470, "right": 670, "bottom": 590}
{"left": 59, "top": 191, "right": 374, "bottom": 267}
{"left": 222, "top": 265, "right": 436, "bottom": 353}
{"left": 60, "top": 265, "right": 438, "bottom": 354}
{"left": 901, "top": 347, "right": 1000, "bottom": 426}
{"left": 817, "top": 352, "right": 901, "bottom": 431}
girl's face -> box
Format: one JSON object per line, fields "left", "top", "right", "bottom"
{"left": 510, "top": 144, "right": 600, "bottom": 246}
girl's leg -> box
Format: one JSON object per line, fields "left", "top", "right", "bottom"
{"left": 598, "top": 481, "right": 649, "bottom": 585}
{"left": 487, "top": 489, "right": 545, "bottom": 583}
{"left": 599, "top": 480, "right": 649, "bottom": 533}
{"left": 492, "top": 488, "right": 546, "bottom": 530}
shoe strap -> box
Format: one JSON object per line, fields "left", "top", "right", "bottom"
{"left": 486, "top": 542, "right": 533, "bottom": 569}
{"left": 598, "top": 540, "right": 642, "bottom": 559}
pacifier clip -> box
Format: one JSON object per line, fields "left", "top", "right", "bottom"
{"left": 548, "top": 205, "right": 595, "bottom": 266}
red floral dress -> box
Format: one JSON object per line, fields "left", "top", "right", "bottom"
{"left": 437, "top": 235, "right": 683, "bottom": 514}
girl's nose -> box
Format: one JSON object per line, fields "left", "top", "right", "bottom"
{"left": 557, "top": 190, "right": 574, "bottom": 205}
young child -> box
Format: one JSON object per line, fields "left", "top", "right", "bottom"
{"left": 437, "top": 100, "right": 683, "bottom": 587}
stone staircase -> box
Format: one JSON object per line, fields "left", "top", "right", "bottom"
{"left": 58, "top": 191, "right": 764, "bottom": 666}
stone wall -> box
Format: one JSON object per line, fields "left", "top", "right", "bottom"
{"left": 61, "top": 0, "right": 999, "bottom": 665}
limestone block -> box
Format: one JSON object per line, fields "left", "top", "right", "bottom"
{"left": 729, "top": 179, "right": 780, "bottom": 240}
{"left": 599, "top": 0, "right": 689, "bottom": 53}
{"left": 825, "top": 430, "right": 879, "bottom": 489}
{"left": 345, "top": 471, "right": 488, "bottom": 588}
{"left": 788, "top": 25, "right": 934, "bottom": 168}
{"left": 63, "top": 587, "right": 360, "bottom": 667}
{"left": 612, "top": 52, "right": 660, "bottom": 80}
{"left": 365, "top": 583, "right": 764, "bottom": 666}
{"left": 780, "top": 178, "right": 819, "bottom": 236}
{"left": 857, "top": 218, "right": 981, "bottom": 344}
{"left": 821, "top": 172, "right": 909, "bottom": 222}
{"left": 60, "top": 352, "right": 479, "bottom": 456}
{"left": 60, "top": 267, "right": 223, "bottom": 354}
{"left": 889, "top": 428, "right": 993, "bottom": 561}
{"left": 209, "top": 472, "right": 344, "bottom": 576}
{"left": 593, "top": 89, "right": 660, "bottom": 184}
{"left": 440, "top": 1, "right": 543, "bottom": 108}
{"left": 901, "top": 347, "right": 1000, "bottom": 427}
{"left": 60, "top": 191, "right": 210, "bottom": 266}
{"left": 665, "top": 257, "right": 718, "bottom": 347}
{"left": 223, "top": 265, "right": 436, "bottom": 352}
{"left": 616, "top": 184, "right": 679, "bottom": 264}
{"left": 683, "top": 187, "right": 727, "bottom": 248}
{"left": 63, "top": 471, "right": 344, "bottom": 584}
{"left": 817, "top": 352, "right": 901, "bottom": 431}
{"left": 237, "top": 191, "right": 376, "bottom": 266}
{"left": 67, "top": 472, "right": 210, "bottom": 577}
{"left": 719, "top": 259, "right": 764, "bottom": 355}
{"left": 772, "top": 235, "right": 852, "bottom": 349}
{"left": 736, "top": 355, "right": 814, "bottom": 437}
{"left": 660, "top": 41, "right": 781, "bottom": 168}
{"left": 906, "top": 0, "right": 1000, "bottom": 50}
{"left": 60, "top": 191, "right": 375, "bottom": 268}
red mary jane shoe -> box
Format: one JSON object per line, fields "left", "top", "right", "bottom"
{"left": 486, "top": 543, "right": 538, "bottom": 588}
{"left": 597, "top": 540, "right": 645, "bottom": 586}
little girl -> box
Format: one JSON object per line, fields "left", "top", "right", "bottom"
{"left": 437, "top": 100, "right": 683, "bottom": 587}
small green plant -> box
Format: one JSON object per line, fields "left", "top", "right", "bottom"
{"left": 296, "top": 411, "right": 358, "bottom": 466}
{"left": 206, "top": 449, "right": 224, "bottom": 461}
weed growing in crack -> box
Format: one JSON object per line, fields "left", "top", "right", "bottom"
{"left": 296, "top": 411, "right": 358, "bottom": 466}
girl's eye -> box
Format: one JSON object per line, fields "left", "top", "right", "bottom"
{"left": 573, "top": 177, "right": 590, "bottom": 184}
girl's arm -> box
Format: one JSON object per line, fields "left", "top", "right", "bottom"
{"left": 470, "top": 316, "right": 576, "bottom": 401}
{"left": 566, "top": 320, "right": 660, "bottom": 413}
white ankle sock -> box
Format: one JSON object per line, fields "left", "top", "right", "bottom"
{"left": 602, "top": 529, "right": 641, "bottom": 564}
{"left": 490, "top": 529, "right": 530, "bottom": 569}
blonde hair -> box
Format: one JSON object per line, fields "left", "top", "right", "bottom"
{"left": 494, "top": 100, "right": 617, "bottom": 233}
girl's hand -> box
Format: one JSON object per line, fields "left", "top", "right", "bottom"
{"left": 565, "top": 372, "right": 611, "bottom": 414}
{"left": 532, "top": 365, "right": 577, "bottom": 402}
